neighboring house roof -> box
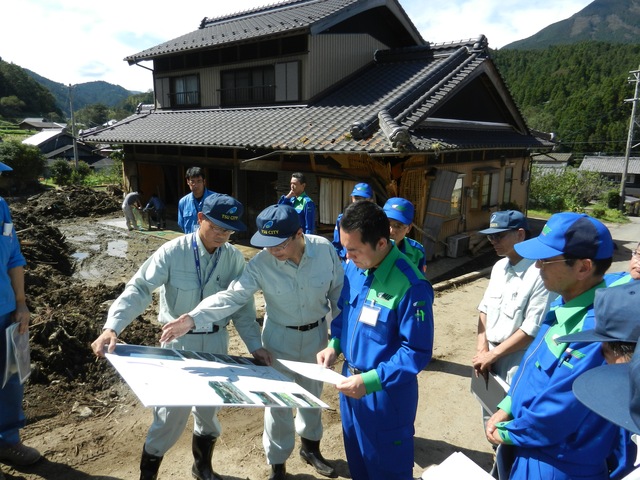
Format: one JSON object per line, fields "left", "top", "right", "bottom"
{"left": 125, "top": 0, "right": 423, "bottom": 64}
{"left": 87, "top": 39, "right": 551, "bottom": 154}
{"left": 531, "top": 152, "right": 572, "bottom": 163}
{"left": 579, "top": 156, "right": 640, "bottom": 175}
{"left": 23, "top": 129, "right": 105, "bottom": 162}
{"left": 22, "top": 129, "right": 66, "bottom": 146}
{"left": 20, "top": 120, "right": 66, "bottom": 130}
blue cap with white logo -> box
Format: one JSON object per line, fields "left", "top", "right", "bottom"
{"left": 383, "top": 197, "right": 414, "bottom": 226}
{"left": 351, "top": 183, "right": 372, "bottom": 199}
{"left": 514, "top": 212, "right": 613, "bottom": 260}
{"left": 251, "top": 204, "right": 301, "bottom": 247}
{"left": 202, "top": 193, "right": 246, "bottom": 231}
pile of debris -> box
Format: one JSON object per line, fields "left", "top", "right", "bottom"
{"left": 6, "top": 186, "right": 158, "bottom": 419}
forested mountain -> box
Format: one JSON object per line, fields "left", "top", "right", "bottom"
{"left": 24, "top": 70, "right": 138, "bottom": 118}
{"left": 492, "top": 42, "right": 640, "bottom": 156}
{"left": 504, "top": 0, "right": 640, "bottom": 50}
{"left": 0, "top": 60, "right": 61, "bottom": 119}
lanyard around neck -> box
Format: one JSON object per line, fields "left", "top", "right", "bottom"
{"left": 191, "top": 233, "right": 221, "bottom": 300}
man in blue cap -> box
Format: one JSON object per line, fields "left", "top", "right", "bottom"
{"left": 161, "top": 203, "right": 344, "bottom": 480}
{"left": 382, "top": 197, "right": 426, "bottom": 274}
{"left": 333, "top": 182, "right": 373, "bottom": 261}
{"left": 473, "top": 210, "right": 555, "bottom": 479}
{"left": 574, "top": 338, "right": 640, "bottom": 480}
{"left": 571, "top": 284, "right": 640, "bottom": 480}
{"left": 92, "top": 193, "right": 268, "bottom": 480}
{"left": 556, "top": 281, "right": 640, "bottom": 479}
{"left": 0, "top": 161, "right": 42, "bottom": 473}
{"left": 486, "top": 212, "right": 634, "bottom": 480}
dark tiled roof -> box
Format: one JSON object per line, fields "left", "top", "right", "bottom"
{"left": 580, "top": 156, "right": 640, "bottom": 174}
{"left": 125, "top": 0, "right": 422, "bottom": 63}
{"left": 88, "top": 40, "right": 550, "bottom": 154}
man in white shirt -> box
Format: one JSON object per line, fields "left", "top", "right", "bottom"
{"left": 473, "top": 210, "right": 555, "bottom": 475}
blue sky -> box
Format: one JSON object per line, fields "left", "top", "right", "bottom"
{"left": 1, "top": 0, "right": 593, "bottom": 92}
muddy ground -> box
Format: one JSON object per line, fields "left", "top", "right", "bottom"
{"left": 3, "top": 186, "right": 635, "bottom": 480}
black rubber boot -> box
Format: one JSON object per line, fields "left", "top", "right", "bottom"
{"left": 191, "top": 434, "right": 223, "bottom": 480}
{"left": 140, "top": 445, "right": 163, "bottom": 480}
{"left": 268, "top": 463, "right": 286, "bottom": 480}
{"left": 299, "top": 438, "right": 336, "bottom": 478}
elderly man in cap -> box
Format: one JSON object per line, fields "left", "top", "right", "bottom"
{"left": 473, "top": 211, "right": 554, "bottom": 429}
{"left": 571, "top": 283, "right": 640, "bottom": 480}
{"left": 91, "top": 193, "right": 268, "bottom": 480}
{"left": 574, "top": 340, "right": 640, "bottom": 480}
{"left": 333, "top": 182, "right": 373, "bottom": 261}
{"left": 161, "top": 204, "right": 344, "bottom": 480}
{"left": 486, "top": 212, "right": 633, "bottom": 480}
{"left": 382, "top": 197, "right": 427, "bottom": 274}
{"left": 555, "top": 282, "right": 640, "bottom": 479}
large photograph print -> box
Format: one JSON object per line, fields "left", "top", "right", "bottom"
{"left": 105, "top": 344, "right": 329, "bottom": 409}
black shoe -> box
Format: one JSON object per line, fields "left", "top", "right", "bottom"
{"left": 299, "top": 438, "right": 336, "bottom": 478}
{"left": 269, "top": 463, "right": 286, "bottom": 480}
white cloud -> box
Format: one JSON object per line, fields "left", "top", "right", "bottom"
{"left": 0, "top": 0, "right": 593, "bottom": 92}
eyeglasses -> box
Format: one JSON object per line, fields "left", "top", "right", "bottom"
{"left": 487, "top": 231, "right": 511, "bottom": 242}
{"left": 632, "top": 251, "right": 640, "bottom": 259}
{"left": 207, "top": 220, "right": 234, "bottom": 236}
{"left": 537, "top": 258, "right": 569, "bottom": 267}
{"left": 187, "top": 178, "right": 204, "bottom": 185}
{"left": 267, "top": 236, "right": 293, "bottom": 252}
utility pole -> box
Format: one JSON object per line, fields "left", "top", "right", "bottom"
{"left": 621, "top": 66, "right": 640, "bottom": 211}
{"left": 68, "top": 84, "right": 79, "bottom": 169}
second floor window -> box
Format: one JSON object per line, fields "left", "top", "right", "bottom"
{"left": 171, "top": 75, "right": 200, "bottom": 107}
{"left": 220, "top": 66, "right": 275, "bottom": 106}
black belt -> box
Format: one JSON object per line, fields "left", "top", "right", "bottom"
{"left": 348, "top": 364, "right": 363, "bottom": 375}
{"left": 187, "top": 325, "right": 221, "bottom": 335}
{"left": 286, "top": 318, "right": 323, "bottom": 332}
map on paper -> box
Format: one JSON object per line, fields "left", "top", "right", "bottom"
{"left": 105, "top": 344, "right": 328, "bottom": 409}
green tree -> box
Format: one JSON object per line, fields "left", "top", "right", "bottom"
{"left": 529, "top": 166, "right": 615, "bottom": 211}
{"left": 49, "top": 159, "right": 73, "bottom": 185}
{"left": 0, "top": 95, "right": 26, "bottom": 117}
{"left": 0, "top": 140, "right": 46, "bottom": 188}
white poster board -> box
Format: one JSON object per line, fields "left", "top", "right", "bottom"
{"left": 106, "top": 344, "right": 328, "bottom": 409}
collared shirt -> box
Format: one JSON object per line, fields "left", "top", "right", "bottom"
{"left": 397, "top": 237, "right": 427, "bottom": 274}
{"left": 104, "top": 233, "right": 261, "bottom": 353}
{"left": 328, "top": 246, "right": 434, "bottom": 393}
{"left": 0, "top": 197, "right": 26, "bottom": 316}
{"left": 478, "top": 257, "right": 554, "bottom": 345}
{"left": 190, "top": 235, "right": 343, "bottom": 330}
{"left": 278, "top": 192, "right": 315, "bottom": 234}
{"left": 177, "top": 188, "right": 215, "bottom": 233}
{"left": 496, "top": 278, "right": 634, "bottom": 475}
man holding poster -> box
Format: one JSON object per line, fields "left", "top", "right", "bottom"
{"left": 91, "top": 193, "right": 268, "bottom": 480}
